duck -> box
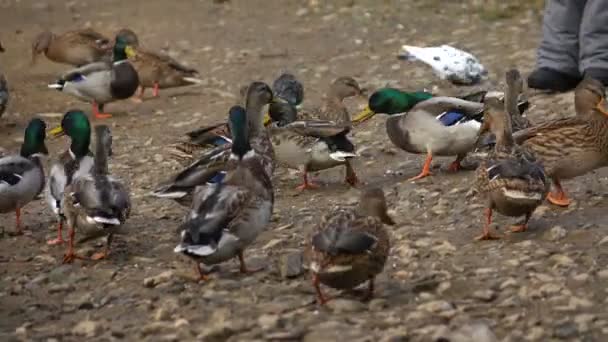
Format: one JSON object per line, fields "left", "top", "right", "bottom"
{"left": 114, "top": 29, "right": 201, "bottom": 101}
{"left": 0, "top": 119, "right": 48, "bottom": 235}
{"left": 46, "top": 110, "right": 95, "bottom": 245}
{"left": 352, "top": 89, "right": 487, "bottom": 180}
{"left": 174, "top": 105, "right": 274, "bottom": 280}
{"left": 308, "top": 187, "right": 393, "bottom": 304}
{"left": 48, "top": 35, "right": 139, "bottom": 119}
{"left": 272, "top": 72, "right": 304, "bottom": 108}
{"left": 152, "top": 82, "right": 275, "bottom": 205}
{"left": 0, "top": 73, "right": 8, "bottom": 118}
{"left": 32, "top": 29, "right": 112, "bottom": 66}
{"left": 470, "top": 93, "right": 549, "bottom": 240}
{"left": 61, "top": 125, "right": 131, "bottom": 263}
{"left": 266, "top": 76, "right": 363, "bottom": 189}
{"left": 169, "top": 73, "right": 303, "bottom": 164}
{"left": 508, "top": 77, "right": 608, "bottom": 207}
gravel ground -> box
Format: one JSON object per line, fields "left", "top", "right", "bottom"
{"left": 0, "top": 0, "right": 607, "bottom": 341}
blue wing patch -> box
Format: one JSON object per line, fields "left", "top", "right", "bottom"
{"left": 437, "top": 111, "right": 467, "bottom": 126}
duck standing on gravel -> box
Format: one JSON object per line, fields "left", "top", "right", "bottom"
{"left": 114, "top": 29, "right": 201, "bottom": 101}
{"left": 48, "top": 35, "right": 139, "bottom": 119}
{"left": 476, "top": 77, "right": 608, "bottom": 207}
{"left": 174, "top": 106, "right": 274, "bottom": 280}
{"left": 31, "top": 29, "right": 112, "bottom": 66}
{"left": 308, "top": 187, "right": 393, "bottom": 304}
{"left": 152, "top": 82, "right": 275, "bottom": 206}
{"left": 61, "top": 125, "right": 131, "bottom": 263}
{"left": 470, "top": 94, "right": 549, "bottom": 240}
{"left": 0, "top": 119, "right": 48, "bottom": 235}
{"left": 46, "top": 110, "right": 95, "bottom": 245}
{"left": 265, "top": 76, "right": 363, "bottom": 190}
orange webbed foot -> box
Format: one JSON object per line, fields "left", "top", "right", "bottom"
{"left": 547, "top": 192, "right": 571, "bottom": 207}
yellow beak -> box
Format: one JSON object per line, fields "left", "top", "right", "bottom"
{"left": 263, "top": 112, "right": 272, "bottom": 126}
{"left": 49, "top": 126, "right": 65, "bottom": 138}
{"left": 352, "top": 106, "right": 376, "bottom": 125}
{"left": 125, "top": 45, "right": 136, "bottom": 59}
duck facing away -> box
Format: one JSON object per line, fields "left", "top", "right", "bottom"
{"left": 115, "top": 29, "right": 201, "bottom": 101}
{"left": 62, "top": 125, "right": 131, "bottom": 263}
{"left": 48, "top": 35, "right": 139, "bottom": 119}
{"left": 174, "top": 106, "right": 274, "bottom": 280}
{"left": 46, "top": 110, "right": 95, "bottom": 245}
{"left": 0, "top": 119, "right": 48, "bottom": 235}
{"left": 152, "top": 82, "right": 275, "bottom": 206}
{"left": 32, "top": 29, "right": 111, "bottom": 66}
{"left": 470, "top": 94, "right": 549, "bottom": 240}
{"left": 308, "top": 188, "right": 394, "bottom": 304}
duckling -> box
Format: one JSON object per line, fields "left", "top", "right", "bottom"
{"left": 46, "top": 110, "right": 95, "bottom": 245}
{"left": 471, "top": 94, "right": 549, "bottom": 240}
{"left": 61, "top": 125, "right": 131, "bottom": 263}
{"left": 114, "top": 29, "right": 201, "bottom": 101}
{"left": 174, "top": 106, "right": 273, "bottom": 280}
{"left": 0, "top": 119, "right": 48, "bottom": 234}
{"left": 153, "top": 82, "right": 275, "bottom": 205}
{"left": 0, "top": 73, "right": 8, "bottom": 118}
{"left": 32, "top": 29, "right": 111, "bottom": 66}
{"left": 48, "top": 35, "right": 139, "bottom": 119}
{"left": 309, "top": 188, "right": 394, "bottom": 304}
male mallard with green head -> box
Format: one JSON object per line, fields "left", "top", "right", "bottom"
{"left": 174, "top": 106, "right": 274, "bottom": 280}
{"left": 46, "top": 110, "right": 95, "bottom": 245}
{"left": 0, "top": 119, "right": 48, "bottom": 235}
{"left": 471, "top": 94, "right": 549, "bottom": 240}
{"left": 48, "top": 35, "right": 139, "bottom": 119}
{"left": 153, "top": 82, "right": 275, "bottom": 205}
{"left": 32, "top": 29, "right": 111, "bottom": 67}
{"left": 62, "top": 125, "right": 131, "bottom": 263}
{"left": 308, "top": 188, "right": 393, "bottom": 304}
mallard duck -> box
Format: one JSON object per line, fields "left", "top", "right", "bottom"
{"left": 174, "top": 105, "right": 273, "bottom": 280}
{"left": 470, "top": 93, "right": 549, "bottom": 240}
{"left": 265, "top": 77, "right": 362, "bottom": 190}
{"left": 352, "top": 84, "right": 531, "bottom": 180}
{"left": 0, "top": 119, "right": 48, "bottom": 235}
{"left": 169, "top": 73, "right": 302, "bottom": 163}
{"left": 46, "top": 110, "right": 95, "bottom": 245}
{"left": 32, "top": 29, "right": 111, "bottom": 66}
{"left": 0, "top": 73, "right": 8, "bottom": 118}
{"left": 114, "top": 29, "right": 201, "bottom": 101}
{"left": 507, "top": 77, "right": 608, "bottom": 207}
{"left": 153, "top": 82, "right": 275, "bottom": 205}
{"left": 61, "top": 125, "right": 131, "bottom": 263}
{"left": 48, "top": 35, "right": 139, "bottom": 119}
{"left": 308, "top": 187, "right": 393, "bottom": 304}
{"left": 273, "top": 72, "right": 304, "bottom": 108}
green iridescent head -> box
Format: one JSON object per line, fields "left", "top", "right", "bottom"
{"left": 352, "top": 88, "right": 433, "bottom": 124}
{"left": 21, "top": 118, "right": 48, "bottom": 157}
{"left": 50, "top": 110, "right": 91, "bottom": 157}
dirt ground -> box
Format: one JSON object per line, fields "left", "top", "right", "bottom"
{"left": 1, "top": 0, "right": 607, "bottom": 341}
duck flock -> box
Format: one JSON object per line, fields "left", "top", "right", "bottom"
{"left": 1, "top": 28, "right": 607, "bottom": 305}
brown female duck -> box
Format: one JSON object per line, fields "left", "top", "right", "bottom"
{"left": 32, "top": 29, "right": 111, "bottom": 66}
{"left": 471, "top": 94, "right": 549, "bottom": 240}
{"left": 308, "top": 188, "right": 393, "bottom": 304}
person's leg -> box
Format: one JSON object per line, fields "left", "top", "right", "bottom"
{"left": 580, "top": 0, "right": 608, "bottom": 85}
{"left": 528, "top": 0, "right": 586, "bottom": 91}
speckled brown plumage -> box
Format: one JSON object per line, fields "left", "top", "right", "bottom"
{"left": 31, "top": 29, "right": 111, "bottom": 66}
{"left": 472, "top": 93, "right": 549, "bottom": 240}
{"left": 308, "top": 188, "right": 393, "bottom": 304}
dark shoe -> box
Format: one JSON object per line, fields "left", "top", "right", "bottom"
{"left": 527, "top": 68, "right": 581, "bottom": 92}
{"left": 584, "top": 68, "right": 608, "bottom": 87}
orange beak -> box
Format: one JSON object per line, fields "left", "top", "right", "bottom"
{"left": 597, "top": 97, "right": 608, "bottom": 117}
